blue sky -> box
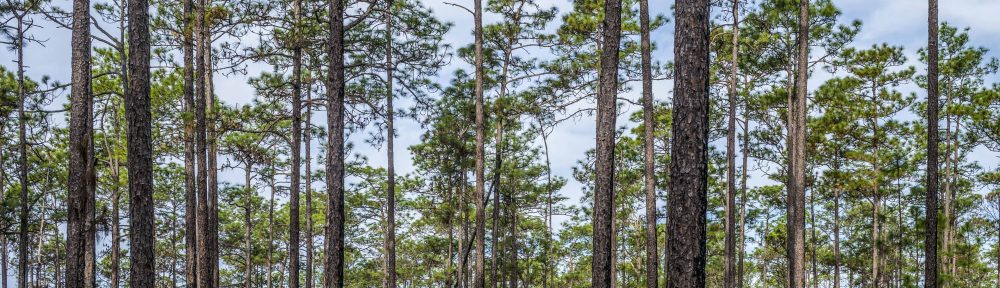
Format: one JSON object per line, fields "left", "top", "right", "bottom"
{"left": 3, "top": 0, "right": 1000, "bottom": 284}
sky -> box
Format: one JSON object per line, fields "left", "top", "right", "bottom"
{"left": 3, "top": 0, "right": 1000, "bottom": 284}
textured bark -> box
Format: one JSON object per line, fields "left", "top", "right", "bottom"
{"left": 207, "top": 43, "right": 221, "bottom": 288}
{"left": 665, "top": 0, "right": 710, "bottom": 287}
{"left": 289, "top": 0, "right": 303, "bottom": 284}
{"left": 592, "top": 0, "right": 623, "bottom": 285}
{"left": 66, "top": 0, "right": 95, "bottom": 285}
{"left": 305, "top": 80, "right": 315, "bottom": 288}
{"left": 925, "top": 0, "right": 939, "bottom": 286}
{"left": 472, "top": 0, "right": 487, "bottom": 284}
{"left": 324, "top": 0, "right": 347, "bottom": 284}
{"left": 833, "top": 155, "right": 842, "bottom": 288}
{"left": 738, "top": 112, "right": 748, "bottom": 288}
{"left": 383, "top": 1, "right": 397, "bottom": 285}
{"left": 183, "top": 0, "right": 199, "bottom": 283}
{"left": 724, "top": 1, "right": 739, "bottom": 287}
{"left": 245, "top": 165, "right": 253, "bottom": 288}
{"left": 1, "top": 126, "right": 6, "bottom": 288}
{"left": 786, "top": 0, "right": 808, "bottom": 287}
{"left": 16, "top": 15, "right": 28, "bottom": 288}
{"left": 640, "top": 0, "right": 657, "bottom": 285}
{"left": 126, "top": 0, "right": 156, "bottom": 283}
{"left": 196, "top": 0, "right": 211, "bottom": 284}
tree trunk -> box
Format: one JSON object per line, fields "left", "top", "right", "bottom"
{"left": 182, "top": 0, "right": 198, "bottom": 284}
{"left": 640, "top": 0, "right": 658, "bottom": 285}
{"left": 925, "top": 0, "right": 940, "bottom": 277}
{"left": 787, "top": 0, "right": 808, "bottom": 287}
{"left": 245, "top": 164, "right": 254, "bottom": 288}
{"left": 472, "top": 0, "right": 487, "bottom": 283}
{"left": 665, "top": 0, "right": 710, "bottom": 287}
{"left": 289, "top": 0, "right": 303, "bottom": 284}
{"left": 16, "top": 14, "right": 29, "bottom": 288}
{"left": 738, "top": 112, "right": 749, "bottom": 288}
{"left": 1, "top": 125, "right": 6, "bottom": 288}
{"left": 724, "top": 1, "right": 739, "bottom": 287}
{"left": 324, "top": 0, "right": 347, "bottom": 283}
{"left": 196, "top": 0, "right": 212, "bottom": 284}
{"left": 833, "top": 155, "right": 842, "bottom": 288}
{"left": 269, "top": 173, "right": 276, "bottom": 288}
{"left": 592, "top": 0, "right": 623, "bottom": 284}
{"left": 207, "top": 40, "right": 221, "bottom": 288}
{"left": 305, "top": 79, "right": 314, "bottom": 288}
{"left": 125, "top": 0, "right": 156, "bottom": 282}
{"left": 66, "top": 0, "right": 95, "bottom": 284}
{"left": 384, "top": 1, "right": 397, "bottom": 285}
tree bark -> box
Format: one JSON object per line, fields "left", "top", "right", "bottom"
{"left": 245, "top": 164, "right": 254, "bottom": 288}
{"left": 666, "top": 0, "right": 710, "bottom": 287}
{"left": 126, "top": 0, "right": 156, "bottom": 282}
{"left": 640, "top": 0, "right": 658, "bottom": 285}
{"left": 196, "top": 0, "right": 212, "bottom": 284}
{"left": 724, "top": 1, "right": 739, "bottom": 287}
{"left": 66, "top": 0, "right": 95, "bottom": 285}
{"left": 1, "top": 126, "right": 6, "bottom": 288}
{"left": 207, "top": 39, "right": 221, "bottom": 288}
{"left": 738, "top": 113, "right": 748, "bottom": 288}
{"left": 592, "top": 0, "right": 623, "bottom": 284}
{"left": 384, "top": 1, "right": 397, "bottom": 285}
{"left": 324, "top": 0, "right": 347, "bottom": 284}
{"left": 925, "top": 0, "right": 939, "bottom": 286}
{"left": 833, "top": 155, "right": 842, "bottom": 288}
{"left": 182, "top": 0, "right": 198, "bottom": 284}
{"left": 289, "top": 0, "right": 303, "bottom": 284}
{"left": 472, "top": 0, "right": 487, "bottom": 283}
{"left": 787, "top": 0, "right": 808, "bottom": 287}
{"left": 305, "top": 78, "right": 314, "bottom": 288}
{"left": 16, "top": 14, "right": 29, "bottom": 288}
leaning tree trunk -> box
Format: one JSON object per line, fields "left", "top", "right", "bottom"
{"left": 787, "top": 0, "right": 809, "bottom": 287}
{"left": 592, "top": 0, "right": 623, "bottom": 284}
{"left": 666, "top": 0, "right": 710, "bottom": 287}
{"left": 724, "top": 1, "right": 739, "bottom": 287}
{"left": 66, "top": 0, "right": 95, "bottom": 285}
{"left": 640, "top": 0, "right": 658, "bottom": 285}
{"left": 126, "top": 0, "right": 156, "bottom": 283}
{"left": 324, "top": 0, "right": 347, "bottom": 284}
{"left": 925, "top": 0, "right": 940, "bottom": 286}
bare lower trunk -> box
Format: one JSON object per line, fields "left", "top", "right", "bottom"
{"left": 640, "top": 0, "right": 658, "bottom": 285}
{"left": 289, "top": 0, "right": 303, "bottom": 285}
{"left": 787, "top": 1, "right": 809, "bottom": 287}
{"left": 305, "top": 80, "right": 314, "bottom": 288}
{"left": 324, "top": 0, "right": 347, "bottom": 283}
{"left": 66, "top": 0, "right": 95, "bottom": 285}
{"left": 182, "top": 0, "right": 197, "bottom": 283}
{"left": 384, "top": 2, "right": 397, "bottom": 285}
{"left": 724, "top": 1, "right": 740, "bottom": 287}
{"left": 125, "top": 0, "right": 156, "bottom": 282}
{"left": 592, "top": 0, "right": 624, "bottom": 284}
{"left": 472, "top": 0, "right": 487, "bottom": 284}
{"left": 666, "top": 1, "right": 710, "bottom": 287}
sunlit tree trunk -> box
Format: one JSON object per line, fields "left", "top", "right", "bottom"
{"left": 925, "top": 0, "right": 940, "bottom": 286}
{"left": 125, "top": 0, "right": 156, "bottom": 282}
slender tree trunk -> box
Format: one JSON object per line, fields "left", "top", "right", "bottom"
{"left": 738, "top": 113, "right": 749, "bottom": 288}
{"left": 182, "top": 0, "right": 198, "bottom": 284}
{"left": 305, "top": 79, "right": 314, "bottom": 288}
{"left": 1, "top": 125, "right": 6, "bottom": 288}
{"left": 666, "top": 0, "right": 710, "bottom": 287}
{"left": 289, "top": 0, "right": 303, "bottom": 284}
{"left": 111, "top": 180, "right": 121, "bottom": 288}
{"left": 472, "top": 0, "right": 487, "bottom": 283}
{"left": 924, "top": 0, "right": 939, "bottom": 283}
{"left": 833, "top": 155, "right": 842, "bottom": 288}
{"left": 384, "top": 1, "right": 397, "bottom": 285}
{"left": 324, "top": 0, "right": 347, "bottom": 283}
{"left": 126, "top": 0, "right": 156, "bottom": 282}
{"left": 195, "top": 0, "right": 211, "bottom": 284}
{"left": 206, "top": 41, "right": 221, "bottom": 288}
{"left": 809, "top": 185, "right": 818, "bottom": 288}
{"left": 542, "top": 128, "right": 554, "bottom": 288}
{"left": 787, "top": 0, "right": 809, "bottom": 287}
{"left": 491, "top": 122, "right": 503, "bottom": 288}
{"left": 724, "top": 1, "right": 739, "bottom": 287}
{"left": 640, "top": 0, "right": 658, "bottom": 285}
{"left": 245, "top": 164, "right": 254, "bottom": 288}
{"left": 66, "top": 0, "right": 94, "bottom": 284}
{"left": 16, "top": 15, "right": 29, "bottom": 288}
{"left": 269, "top": 173, "right": 276, "bottom": 288}
{"left": 592, "top": 0, "right": 623, "bottom": 283}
